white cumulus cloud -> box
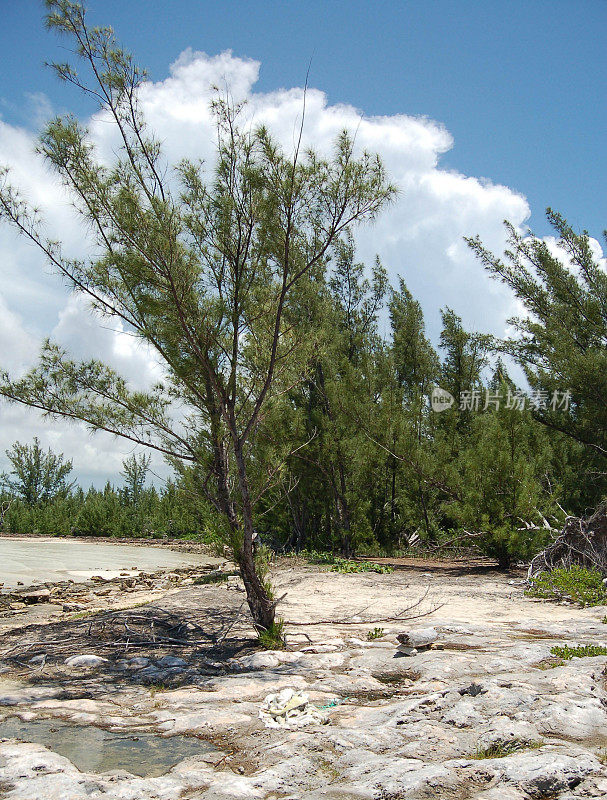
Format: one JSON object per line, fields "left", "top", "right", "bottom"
{"left": 0, "top": 49, "right": 534, "bottom": 484}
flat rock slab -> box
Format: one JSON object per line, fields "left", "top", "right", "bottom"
{"left": 2, "top": 561, "right": 607, "bottom": 798}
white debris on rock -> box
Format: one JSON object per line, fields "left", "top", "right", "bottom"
{"left": 259, "top": 687, "right": 329, "bottom": 728}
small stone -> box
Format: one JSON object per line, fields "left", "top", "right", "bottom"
{"left": 128, "top": 657, "right": 150, "bottom": 669}
{"left": 239, "top": 652, "right": 280, "bottom": 670}
{"left": 64, "top": 654, "right": 108, "bottom": 668}
{"left": 459, "top": 683, "right": 486, "bottom": 697}
{"left": 395, "top": 646, "right": 418, "bottom": 657}
{"left": 156, "top": 656, "right": 188, "bottom": 668}
{"left": 21, "top": 589, "right": 51, "bottom": 604}
{"left": 397, "top": 627, "right": 438, "bottom": 649}
{"left": 301, "top": 644, "right": 339, "bottom": 653}
{"left": 62, "top": 603, "right": 86, "bottom": 612}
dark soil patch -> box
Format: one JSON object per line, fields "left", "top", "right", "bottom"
{"left": 373, "top": 669, "right": 421, "bottom": 685}
{"left": 357, "top": 555, "right": 527, "bottom": 578}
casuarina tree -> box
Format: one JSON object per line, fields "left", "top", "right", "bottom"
{"left": 0, "top": 1, "right": 394, "bottom": 636}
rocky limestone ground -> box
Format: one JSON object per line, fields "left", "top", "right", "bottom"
{"left": 1, "top": 558, "right": 607, "bottom": 799}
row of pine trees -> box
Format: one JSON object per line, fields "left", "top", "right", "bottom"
{"left": 2, "top": 217, "right": 604, "bottom": 569}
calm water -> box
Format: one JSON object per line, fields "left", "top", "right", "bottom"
{"left": 0, "top": 717, "right": 216, "bottom": 776}
{"left": 0, "top": 537, "right": 216, "bottom": 589}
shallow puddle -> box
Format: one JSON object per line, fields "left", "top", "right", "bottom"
{"left": 0, "top": 717, "right": 216, "bottom": 777}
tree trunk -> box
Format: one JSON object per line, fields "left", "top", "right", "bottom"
{"left": 233, "top": 441, "right": 276, "bottom": 633}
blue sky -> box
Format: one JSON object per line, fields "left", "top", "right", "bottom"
{"left": 1, "top": 0, "right": 606, "bottom": 239}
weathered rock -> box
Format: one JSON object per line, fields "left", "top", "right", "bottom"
{"left": 20, "top": 589, "right": 51, "bottom": 604}
{"left": 64, "top": 654, "right": 108, "bottom": 668}
{"left": 397, "top": 627, "right": 438, "bottom": 649}
{"left": 156, "top": 655, "right": 188, "bottom": 668}
{"left": 128, "top": 656, "right": 150, "bottom": 669}
{"left": 396, "top": 645, "right": 418, "bottom": 657}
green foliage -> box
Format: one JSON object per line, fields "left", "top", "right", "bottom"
{"left": 1, "top": 438, "right": 74, "bottom": 504}
{"left": 550, "top": 643, "right": 607, "bottom": 659}
{"left": 330, "top": 559, "right": 393, "bottom": 574}
{"left": 302, "top": 550, "right": 338, "bottom": 565}
{"left": 441, "top": 374, "right": 563, "bottom": 567}
{"left": 192, "top": 570, "right": 238, "bottom": 585}
{"left": 258, "top": 619, "right": 286, "bottom": 650}
{"left": 367, "top": 627, "right": 385, "bottom": 640}
{"left": 0, "top": 449, "right": 213, "bottom": 539}
{"left": 120, "top": 454, "right": 151, "bottom": 505}
{"left": 527, "top": 566, "right": 607, "bottom": 606}
{"left": 468, "top": 210, "right": 607, "bottom": 511}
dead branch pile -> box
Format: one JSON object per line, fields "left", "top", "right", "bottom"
{"left": 82, "top": 608, "right": 215, "bottom": 648}
{"left": 528, "top": 503, "right": 607, "bottom": 580}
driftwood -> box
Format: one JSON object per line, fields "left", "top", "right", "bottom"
{"left": 528, "top": 503, "right": 607, "bottom": 580}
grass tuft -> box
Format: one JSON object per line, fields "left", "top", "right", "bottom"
{"left": 258, "top": 619, "right": 286, "bottom": 650}
{"left": 472, "top": 739, "right": 542, "bottom": 759}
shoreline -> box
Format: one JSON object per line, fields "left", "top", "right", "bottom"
{"left": 0, "top": 532, "right": 213, "bottom": 553}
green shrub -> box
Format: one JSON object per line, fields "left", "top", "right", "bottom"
{"left": 367, "top": 627, "right": 385, "bottom": 640}
{"left": 526, "top": 566, "right": 607, "bottom": 607}
{"left": 303, "top": 550, "right": 337, "bottom": 565}
{"left": 330, "top": 559, "right": 393, "bottom": 574}
{"left": 550, "top": 644, "right": 607, "bottom": 660}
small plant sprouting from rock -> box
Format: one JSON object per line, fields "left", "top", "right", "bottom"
{"left": 367, "top": 627, "right": 385, "bottom": 640}
{"left": 550, "top": 644, "right": 607, "bottom": 660}
{"left": 258, "top": 619, "right": 286, "bottom": 650}
{"left": 472, "top": 739, "right": 541, "bottom": 759}
{"left": 526, "top": 566, "right": 607, "bottom": 607}
{"left": 148, "top": 684, "right": 169, "bottom": 697}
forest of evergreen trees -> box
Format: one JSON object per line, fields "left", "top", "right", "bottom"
{"left": 2, "top": 212, "right": 605, "bottom": 570}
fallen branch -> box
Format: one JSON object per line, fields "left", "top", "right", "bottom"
{"left": 528, "top": 504, "right": 607, "bottom": 581}
{"left": 285, "top": 588, "right": 444, "bottom": 626}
